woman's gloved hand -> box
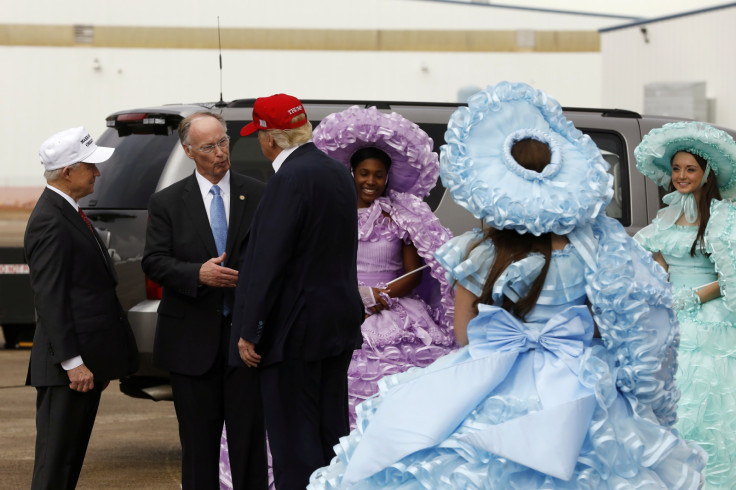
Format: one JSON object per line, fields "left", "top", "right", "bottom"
{"left": 672, "top": 287, "right": 701, "bottom": 312}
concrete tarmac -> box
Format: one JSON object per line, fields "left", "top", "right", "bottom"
{"left": 0, "top": 210, "right": 183, "bottom": 488}
{"left": 0, "top": 336, "right": 182, "bottom": 489}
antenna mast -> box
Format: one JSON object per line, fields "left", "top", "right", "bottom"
{"left": 215, "top": 16, "right": 226, "bottom": 107}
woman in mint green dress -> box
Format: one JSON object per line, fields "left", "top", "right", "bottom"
{"left": 634, "top": 121, "right": 736, "bottom": 488}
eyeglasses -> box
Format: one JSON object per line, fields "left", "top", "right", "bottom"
{"left": 190, "top": 135, "right": 230, "bottom": 154}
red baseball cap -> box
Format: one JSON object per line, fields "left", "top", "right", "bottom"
{"left": 240, "top": 94, "right": 308, "bottom": 136}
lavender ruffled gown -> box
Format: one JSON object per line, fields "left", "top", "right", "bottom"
{"left": 349, "top": 192, "right": 456, "bottom": 426}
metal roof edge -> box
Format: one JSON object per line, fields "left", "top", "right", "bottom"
{"left": 599, "top": 2, "right": 736, "bottom": 33}
{"left": 411, "top": 0, "right": 641, "bottom": 21}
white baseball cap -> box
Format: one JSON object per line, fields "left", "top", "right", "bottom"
{"left": 39, "top": 126, "right": 115, "bottom": 171}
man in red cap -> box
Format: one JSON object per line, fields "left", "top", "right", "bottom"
{"left": 232, "top": 94, "right": 364, "bottom": 489}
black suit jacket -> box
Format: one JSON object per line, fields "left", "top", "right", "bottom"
{"left": 24, "top": 188, "right": 138, "bottom": 386}
{"left": 142, "top": 171, "right": 265, "bottom": 376}
{"left": 231, "top": 143, "right": 363, "bottom": 367}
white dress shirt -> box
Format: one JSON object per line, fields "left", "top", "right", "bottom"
{"left": 272, "top": 141, "right": 310, "bottom": 173}
{"left": 195, "top": 170, "right": 231, "bottom": 226}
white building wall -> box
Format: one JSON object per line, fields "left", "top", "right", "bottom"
{"left": 601, "top": 6, "right": 736, "bottom": 128}
{"left": 0, "top": 0, "right": 634, "bottom": 30}
{"left": 1, "top": 45, "right": 602, "bottom": 186}
{"left": 3, "top": 0, "right": 615, "bottom": 187}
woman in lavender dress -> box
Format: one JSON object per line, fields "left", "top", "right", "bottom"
{"left": 313, "top": 106, "right": 457, "bottom": 426}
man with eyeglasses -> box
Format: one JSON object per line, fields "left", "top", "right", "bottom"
{"left": 142, "top": 112, "right": 268, "bottom": 490}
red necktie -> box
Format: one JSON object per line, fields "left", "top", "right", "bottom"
{"left": 78, "top": 208, "right": 94, "bottom": 234}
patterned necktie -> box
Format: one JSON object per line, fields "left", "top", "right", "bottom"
{"left": 209, "top": 185, "right": 228, "bottom": 257}
{"left": 78, "top": 208, "right": 94, "bottom": 234}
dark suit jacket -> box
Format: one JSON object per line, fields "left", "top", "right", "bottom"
{"left": 142, "top": 171, "right": 265, "bottom": 376}
{"left": 231, "top": 143, "right": 364, "bottom": 367}
{"left": 24, "top": 188, "right": 138, "bottom": 386}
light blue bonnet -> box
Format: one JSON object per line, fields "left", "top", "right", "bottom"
{"left": 439, "top": 81, "right": 613, "bottom": 236}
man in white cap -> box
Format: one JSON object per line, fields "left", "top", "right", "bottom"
{"left": 24, "top": 126, "right": 138, "bottom": 490}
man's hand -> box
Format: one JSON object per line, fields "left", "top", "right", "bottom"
{"left": 199, "top": 253, "right": 239, "bottom": 288}
{"left": 68, "top": 364, "right": 95, "bottom": 392}
{"left": 238, "top": 338, "right": 261, "bottom": 368}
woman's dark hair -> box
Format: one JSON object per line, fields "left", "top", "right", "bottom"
{"left": 510, "top": 138, "right": 551, "bottom": 173}
{"left": 350, "top": 147, "right": 392, "bottom": 172}
{"left": 668, "top": 151, "right": 721, "bottom": 256}
{"left": 474, "top": 138, "right": 553, "bottom": 320}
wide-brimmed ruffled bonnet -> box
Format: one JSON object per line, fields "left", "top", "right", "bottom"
{"left": 635, "top": 121, "right": 736, "bottom": 199}
{"left": 440, "top": 82, "right": 613, "bottom": 236}
{"left": 313, "top": 106, "right": 438, "bottom": 197}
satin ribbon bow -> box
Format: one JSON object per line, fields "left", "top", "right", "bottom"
{"left": 658, "top": 191, "right": 698, "bottom": 229}
{"left": 470, "top": 305, "right": 591, "bottom": 355}
{"left": 341, "top": 305, "right": 597, "bottom": 485}
{"left": 463, "top": 306, "right": 598, "bottom": 481}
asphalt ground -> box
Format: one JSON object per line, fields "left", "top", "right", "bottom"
{"left": 0, "top": 333, "right": 182, "bottom": 489}
{"left": 0, "top": 209, "right": 184, "bottom": 488}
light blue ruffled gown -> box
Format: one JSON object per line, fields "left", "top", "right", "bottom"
{"left": 309, "top": 221, "right": 707, "bottom": 489}
{"left": 636, "top": 200, "right": 736, "bottom": 488}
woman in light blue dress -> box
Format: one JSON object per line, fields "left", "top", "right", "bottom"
{"left": 634, "top": 121, "right": 736, "bottom": 488}
{"left": 308, "top": 82, "right": 707, "bottom": 489}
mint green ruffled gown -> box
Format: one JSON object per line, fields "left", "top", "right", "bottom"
{"left": 636, "top": 200, "right": 736, "bottom": 488}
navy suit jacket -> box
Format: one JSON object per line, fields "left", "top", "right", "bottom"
{"left": 231, "top": 143, "right": 363, "bottom": 367}
{"left": 142, "top": 171, "right": 265, "bottom": 376}
{"left": 24, "top": 188, "right": 138, "bottom": 386}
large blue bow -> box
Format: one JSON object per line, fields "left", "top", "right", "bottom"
{"left": 468, "top": 305, "right": 594, "bottom": 407}
{"left": 341, "top": 305, "right": 598, "bottom": 486}
{"left": 471, "top": 304, "right": 592, "bottom": 353}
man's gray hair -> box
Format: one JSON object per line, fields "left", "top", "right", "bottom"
{"left": 44, "top": 162, "right": 82, "bottom": 182}
{"left": 178, "top": 112, "right": 227, "bottom": 145}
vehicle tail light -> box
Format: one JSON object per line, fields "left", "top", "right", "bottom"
{"left": 107, "top": 112, "right": 177, "bottom": 136}
{"left": 116, "top": 112, "right": 148, "bottom": 122}
{"left": 145, "top": 276, "right": 162, "bottom": 300}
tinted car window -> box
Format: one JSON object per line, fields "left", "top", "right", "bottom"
{"left": 581, "top": 130, "right": 630, "bottom": 226}
{"left": 226, "top": 121, "right": 274, "bottom": 184}
{"left": 418, "top": 123, "right": 451, "bottom": 211}
{"left": 227, "top": 120, "right": 450, "bottom": 212}
{"left": 79, "top": 130, "right": 179, "bottom": 209}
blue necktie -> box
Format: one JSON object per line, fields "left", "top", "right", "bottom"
{"left": 210, "top": 185, "right": 230, "bottom": 316}
{"left": 210, "top": 185, "right": 227, "bottom": 257}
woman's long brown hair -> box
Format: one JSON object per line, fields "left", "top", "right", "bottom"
{"left": 476, "top": 229, "right": 552, "bottom": 320}
{"left": 667, "top": 151, "right": 721, "bottom": 256}
{"left": 474, "top": 138, "right": 553, "bottom": 320}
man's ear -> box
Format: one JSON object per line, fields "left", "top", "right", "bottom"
{"left": 183, "top": 143, "right": 195, "bottom": 160}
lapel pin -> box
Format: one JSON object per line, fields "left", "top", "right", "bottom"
{"left": 239, "top": 195, "right": 245, "bottom": 200}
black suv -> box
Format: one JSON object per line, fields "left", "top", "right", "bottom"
{"left": 80, "top": 99, "right": 717, "bottom": 400}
